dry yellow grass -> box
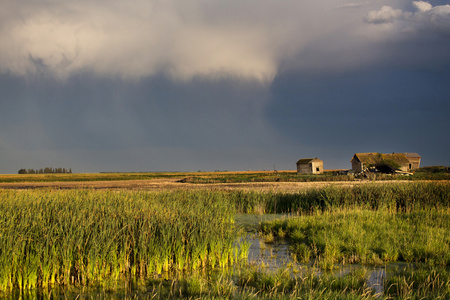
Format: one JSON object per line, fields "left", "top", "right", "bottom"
{"left": 0, "top": 176, "right": 426, "bottom": 193}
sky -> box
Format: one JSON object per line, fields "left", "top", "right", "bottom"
{"left": 0, "top": 0, "right": 449, "bottom": 173}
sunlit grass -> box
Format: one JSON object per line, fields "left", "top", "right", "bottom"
{"left": 0, "top": 181, "right": 448, "bottom": 298}
{"left": 231, "top": 181, "right": 449, "bottom": 214}
{"left": 0, "top": 189, "right": 244, "bottom": 291}
{"left": 260, "top": 208, "right": 450, "bottom": 268}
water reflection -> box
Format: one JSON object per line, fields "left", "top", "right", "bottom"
{"left": 236, "top": 213, "right": 393, "bottom": 297}
{"left": 368, "top": 268, "right": 385, "bottom": 297}
{"left": 247, "top": 234, "right": 292, "bottom": 271}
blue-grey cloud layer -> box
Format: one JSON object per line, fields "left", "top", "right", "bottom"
{"left": 0, "top": 0, "right": 449, "bottom": 173}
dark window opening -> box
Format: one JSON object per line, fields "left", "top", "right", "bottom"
{"left": 316, "top": 168, "right": 320, "bottom": 172}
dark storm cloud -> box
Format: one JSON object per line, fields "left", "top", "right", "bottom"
{"left": 1, "top": 0, "right": 450, "bottom": 173}
{"left": 0, "top": 73, "right": 281, "bottom": 172}
{"left": 263, "top": 1, "right": 450, "bottom": 168}
{"left": 266, "top": 68, "right": 450, "bottom": 167}
{"left": 1, "top": 0, "right": 422, "bottom": 81}
{"left": 0, "top": 0, "right": 285, "bottom": 81}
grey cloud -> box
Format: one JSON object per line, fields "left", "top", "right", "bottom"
{"left": 418, "top": 4, "right": 450, "bottom": 35}
{"left": 364, "top": 6, "right": 403, "bottom": 24}
{"left": 365, "top": 2, "right": 450, "bottom": 36}
{"left": 0, "top": 0, "right": 283, "bottom": 81}
{"left": 1, "top": 0, "right": 450, "bottom": 173}
{"left": 265, "top": 68, "right": 450, "bottom": 168}
{"left": 413, "top": 1, "right": 433, "bottom": 12}
{"left": 0, "top": 0, "right": 424, "bottom": 83}
{"left": 280, "top": 1, "right": 450, "bottom": 76}
{"left": 0, "top": 73, "right": 279, "bottom": 166}
{"left": 1, "top": 72, "right": 302, "bottom": 172}
{"left": 335, "top": 3, "right": 364, "bottom": 9}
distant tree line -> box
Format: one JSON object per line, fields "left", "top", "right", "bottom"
{"left": 18, "top": 167, "right": 72, "bottom": 174}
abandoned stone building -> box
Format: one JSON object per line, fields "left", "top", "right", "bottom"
{"left": 351, "top": 153, "right": 421, "bottom": 173}
{"left": 296, "top": 158, "right": 323, "bottom": 174}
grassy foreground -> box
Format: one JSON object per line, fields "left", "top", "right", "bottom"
{"left": 260, "top": 209, "right": 450, "bottom": 267}
{"left": 0, "top": 190, "right": 242, "bottom": 292}
{"left": 0, "top": 182, "right": 449, "bottom": 298}
{"left": 255, "top": 182, "right": 450, "bottom": 299}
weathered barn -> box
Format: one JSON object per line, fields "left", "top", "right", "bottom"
{"left": 403, "top": 153, "right": 422, "bottom": 171}
{"left": 351, "top": 153, "right": 421, "bottom": 173}
{"left": 296, "top": 158, "right": 323, "bottom": 174}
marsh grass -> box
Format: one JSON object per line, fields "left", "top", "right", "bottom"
{"left": 256, "top": 182, "right": 450, "bottom": 268}
{"left": 2, "top": 264, "right": 447, "bottom": 299}
{"left": 235, "top": 264, "right": 379, "bottom": 299}
{"left": 187, "top": 172, "right": 357, "bottom": 184}
{"left": 187, "top": 171, "right": 449, "bottom": 184}
{"left": 260, "top": 209, "right": 450, "bottom": 267}
{"left": 384, "top": 265, "right": 450, "bottom": 299}
{"left": 0, "top": 189, "right": 245, "bottom": 291}
{"left": 232, "top": 181, "right": 449, "bottom": 214}
{"left": 0, "top": 181, "right": 448, "bottom": 298}
{"left": 254, "top": 182, "right": 449, "bottom": 298}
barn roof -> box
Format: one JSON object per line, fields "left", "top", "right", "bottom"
{"left": 403, "top": 152, "right": 421, "bottom": 158}
{"left": 352, "top": 153, "right": 410, "bottom": 165}
{"left": 296, "top": 158, "right": 323, "bottom": 164}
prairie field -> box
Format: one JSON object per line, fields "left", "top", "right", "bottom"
{"left": 0, "top": 172, "right": 449, "bottom": 299}
{"left": 0, "top": 170, "right": 447, "bottom": 192}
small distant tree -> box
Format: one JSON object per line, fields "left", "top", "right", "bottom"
{"left": 18, "top": 167, "right": 72, "bottom": 174}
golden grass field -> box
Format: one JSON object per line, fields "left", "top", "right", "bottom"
{"left": 0, "top": 170, "right": 430, "bottom": 193}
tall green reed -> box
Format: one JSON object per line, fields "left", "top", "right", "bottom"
{"left": 260, "top": 208, "right": 450, "bottom": 267}
{"left": 0, "top": 189, "right": 241, "bottom": 291}
{"left": 255, "top": 182, "right": 450, "bottom": 268}
{"left": 230, "top": 182, "right": 449, "bottom": 214}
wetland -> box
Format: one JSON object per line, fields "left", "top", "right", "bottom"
{"left": 0, "top": 176, "right": 448, "bottom": 299}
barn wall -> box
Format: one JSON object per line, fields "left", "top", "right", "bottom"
{"left": 398, "top": 164, "right": 409, "bottom": 172}
{"left": 311, "top": 161, "right": 323, "bottom": 174}
{"left": 297, "top": 164, "right": 312, "bottom": 174}
{"left": 351, "top": 159, "right": 362, "bottom": 172}
{"left": 297, "top": 161, "right": 323, "bottom": 174}
{"left": 408, "top": 158, "right": 421, "bottom": 170}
